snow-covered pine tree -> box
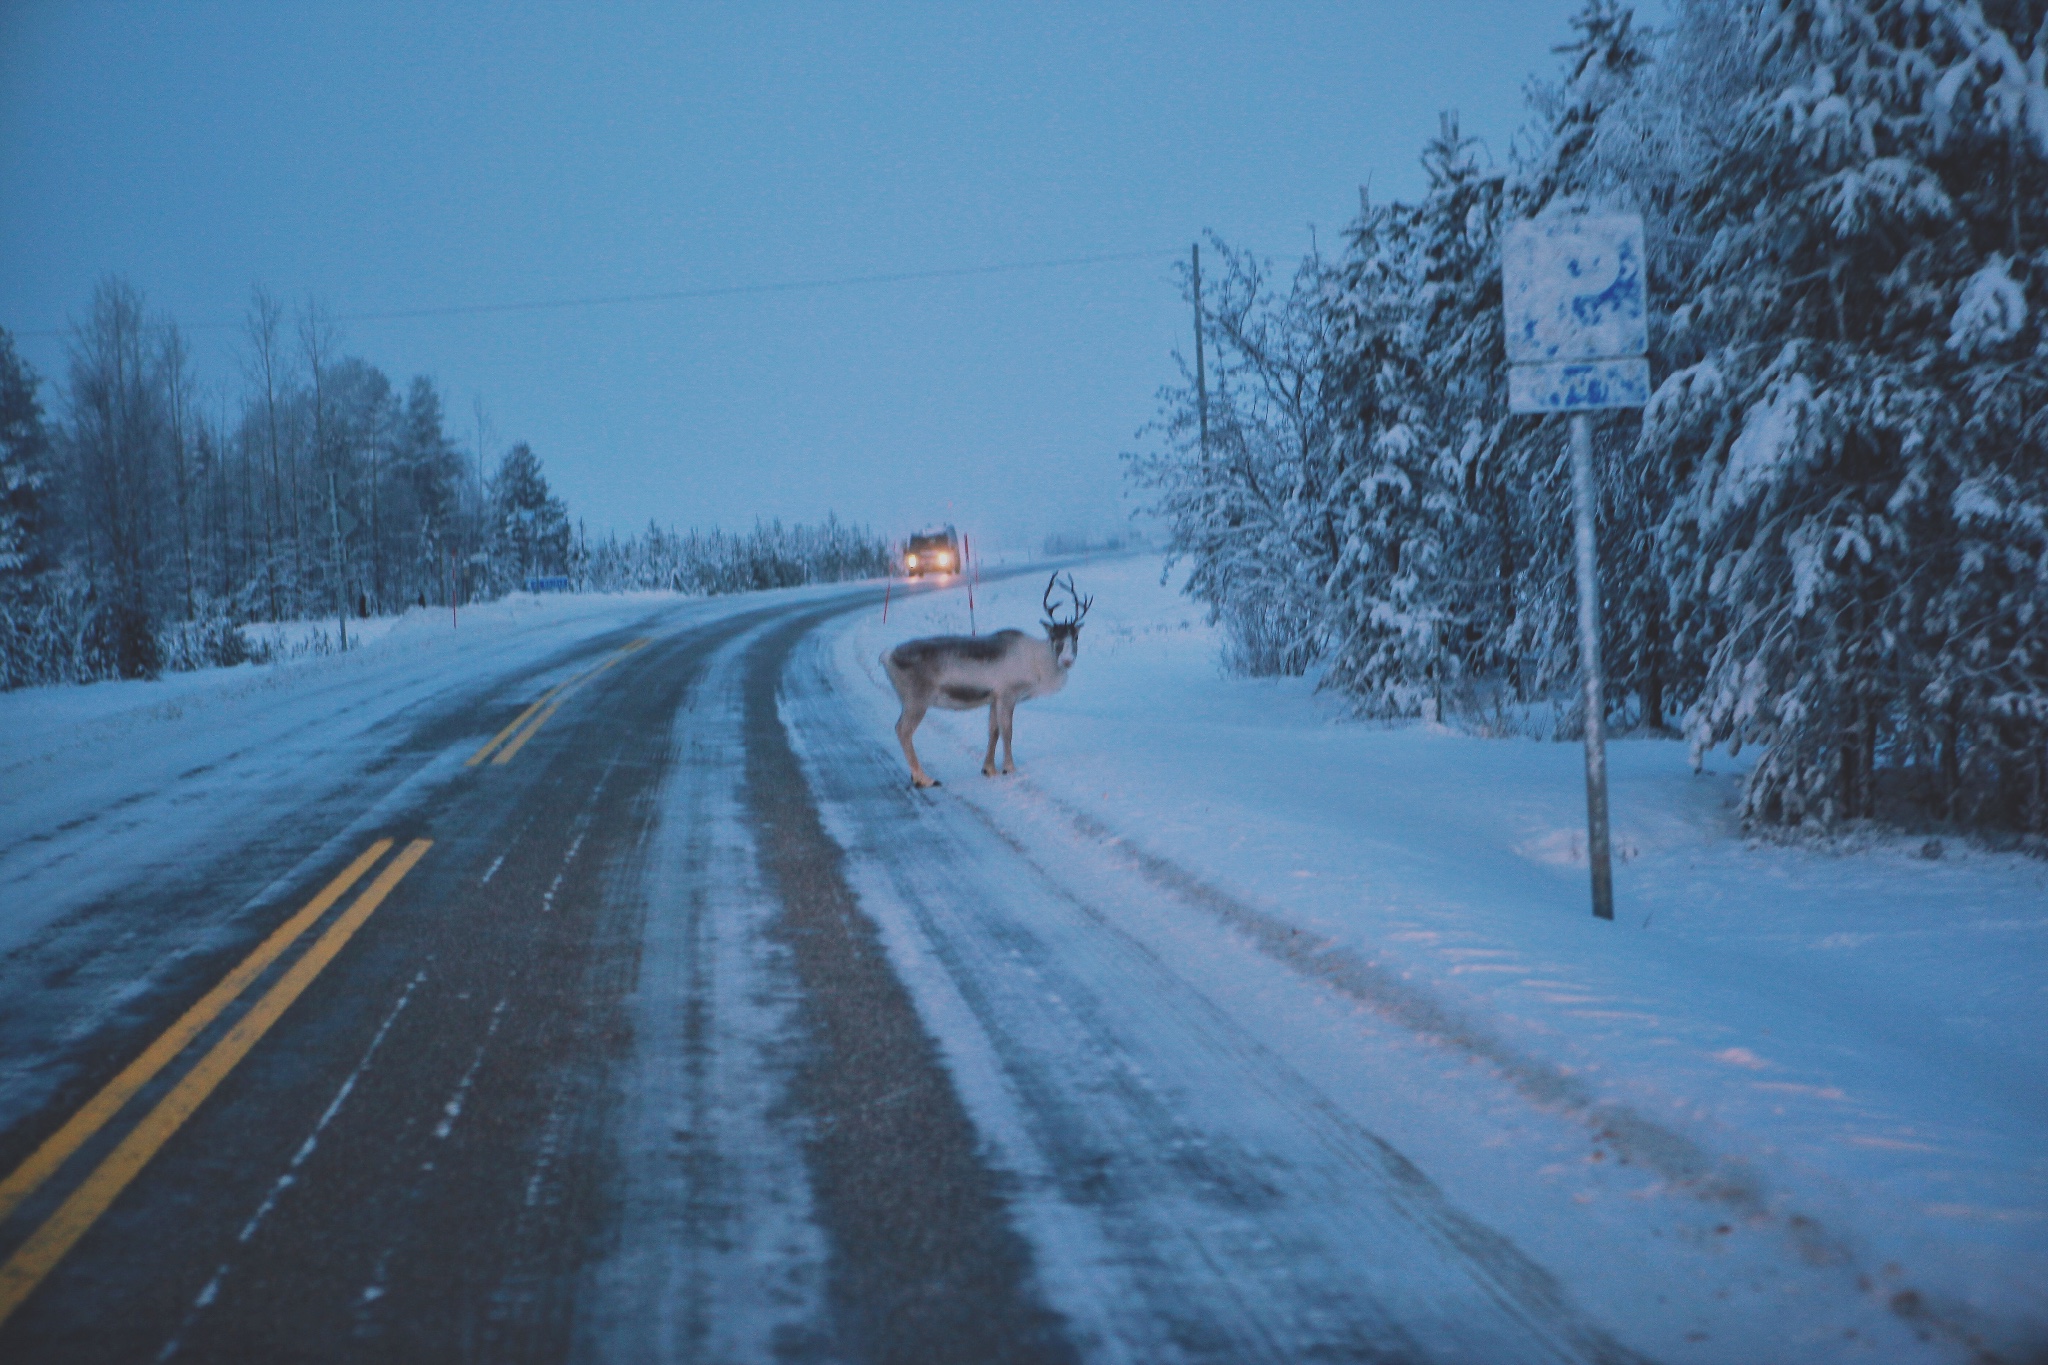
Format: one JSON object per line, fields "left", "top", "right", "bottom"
{"left": 1515, "top": 1, "right": 1676, "bottom": 730}
{"left": 0, "top": 329, "right": 57, "bottom": 688}
{"left": 486, "top": 442, "right": 571, "bottom": 590}
{"left": 1915, "top": 0, "right": 2048, "bottom": 829}
{"left": 1408, "top": 115, "right": 1522, "bottom": 703}
{"left": 395, "top": 375, "right": 468, "bottom": 603}
{"left": 1642, "top": 0, "right": 2048, "bottom": 831}
{"left": 1521, "top": 0, "right": 1657, "bottom": 208}
{"left": 0, "top": 329, "right": 52, "bottom": 586}
{"left": 1316, "top": 194, "right": 1445, "bottom": 712}
{"left": 1321, "top": 112, "right": 1531, "bottom": 719}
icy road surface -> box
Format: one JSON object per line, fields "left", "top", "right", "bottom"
{"left": 0, "top": 560, "right": 2040, "bottom": 1363}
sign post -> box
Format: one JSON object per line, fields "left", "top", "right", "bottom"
{"left": 1503, "top": 213, "right": 1650, "bottom": 922}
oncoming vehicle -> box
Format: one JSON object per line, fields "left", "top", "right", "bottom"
{"left": 902, "top": 526, "right": 961, "bottom": 577}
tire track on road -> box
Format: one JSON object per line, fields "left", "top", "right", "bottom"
{"left": 743, "top": 605, "right": 1079, "bottom": 1365}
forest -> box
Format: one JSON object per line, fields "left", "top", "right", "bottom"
{"left": 0, "top": 289, "right": 887, "bottom": 690}
{"left": 1129, "top": 0, "right": 2047, "bottom": 837}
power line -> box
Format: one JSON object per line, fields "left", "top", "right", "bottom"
{"left": 11, "top": 247, "right": 1179, "bottom": 340}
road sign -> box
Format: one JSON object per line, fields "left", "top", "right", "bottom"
{"left": 1506, "top": 358, "right": 1651, "bottom": 413}
{"left": 1503, "top": 214, "right": 1647, "bottom": 364}
{"left": 1501, "top": 211, "right": 1652, "bottom": 922}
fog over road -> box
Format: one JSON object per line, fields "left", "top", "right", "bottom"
{"left": 0, "top": 577, "right": 1779, "bottom": 1361}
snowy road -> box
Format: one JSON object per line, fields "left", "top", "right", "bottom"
{"left": 0, "top": 569, "right": 2037, "bottom": 1362}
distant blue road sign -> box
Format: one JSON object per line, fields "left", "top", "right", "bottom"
{"left": 524, "top": 576, "right": 571, "bottom": 593}
{"left": 1503, "top": 213, "right": 1649, "bottom": 414}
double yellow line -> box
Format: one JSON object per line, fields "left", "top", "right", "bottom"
{"left": 465, "top": 638, "right": 652, "bottom": 768}
{"left": 0, "top": 837, "right": 432, "bottom": 1327}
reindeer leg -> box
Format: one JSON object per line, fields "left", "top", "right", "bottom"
{"left": 998, "top": 692, "right": 1018, "bottom": 774}
{"left": 981, "top": 699, "right": 1001, "bottom": 777}
{"left": 896, "top": 702, "right": 939, "bottom": 788}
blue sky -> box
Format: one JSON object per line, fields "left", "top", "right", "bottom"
{"left": 2, "top": 1, "right": 1587, "bottom": 549}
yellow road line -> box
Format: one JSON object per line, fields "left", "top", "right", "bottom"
{"left": 489, "top": 646, "right": 638, "bottom": 766}
{"left": 0, "top": 839, "right": 432, "bottom": 1328}
{"left": 0, "top": 840, "right": 394, "bottom": 1227}
{"left": 492, "top": 665, "right": 609, "bottom": 765}
{"left": 465, "top": 682, "right": 568, "bottom": 766}
{"left": 491, "top": 699, "right": 564, "bottom": 766}
{"left": 466, "top": 639, "right": 648, "bottom": 767}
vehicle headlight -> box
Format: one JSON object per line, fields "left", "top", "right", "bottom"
{"left": 906, "top": 554, "right": 919, "bottom": 567}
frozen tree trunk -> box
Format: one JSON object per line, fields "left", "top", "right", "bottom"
{"left": 245, "top": 289, "right": 285, "bottom": 623}
{"left": 163, "top": 326, "right": 195, "bottom": 623}
{"left": 1642, "top": 590, "right": 1665, "bottom": 732}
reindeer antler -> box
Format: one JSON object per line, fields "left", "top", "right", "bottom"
{"left": 1042, "top": 572, "right": 1092, "bottom": 626}
{"left": 1046, "top": 573, "right": 1090, "bottom": 625}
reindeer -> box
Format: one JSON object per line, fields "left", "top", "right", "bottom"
{"left": 881, "top": 573, "right": 1092, "bottom": 788}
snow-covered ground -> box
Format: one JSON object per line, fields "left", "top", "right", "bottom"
{"left": 839, "top": 555, "right": 2048, "bottom": 1359}
{"left": 0, "top": 587, "right": 823, "bottom": 1010}
{"left": 0, "top": 594, "right": 668, "bottom": 776}
{"left": 6, "top": 561, "right": 2042, "bottom": 1357}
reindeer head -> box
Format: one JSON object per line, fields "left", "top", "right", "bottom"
{"left": 1041, "top": 573, "right": 1092, "bottom": 668}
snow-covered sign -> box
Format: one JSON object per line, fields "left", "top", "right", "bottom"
{"left": 1506, "top": 358, "right": 1651, "bottom": 413}
{"left": 1503, "top": 213, "right": 1649, "bottom": 414}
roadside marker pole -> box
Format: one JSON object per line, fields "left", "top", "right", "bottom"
{"left": 882, "top": 574, "right": 891, "bottom": 624}
{"left": 965, "top": 535, "right": 975, "bottom": 635}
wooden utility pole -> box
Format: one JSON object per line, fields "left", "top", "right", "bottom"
{"left": 1192, "top": 243, "right": 1210, "bottom": 467}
